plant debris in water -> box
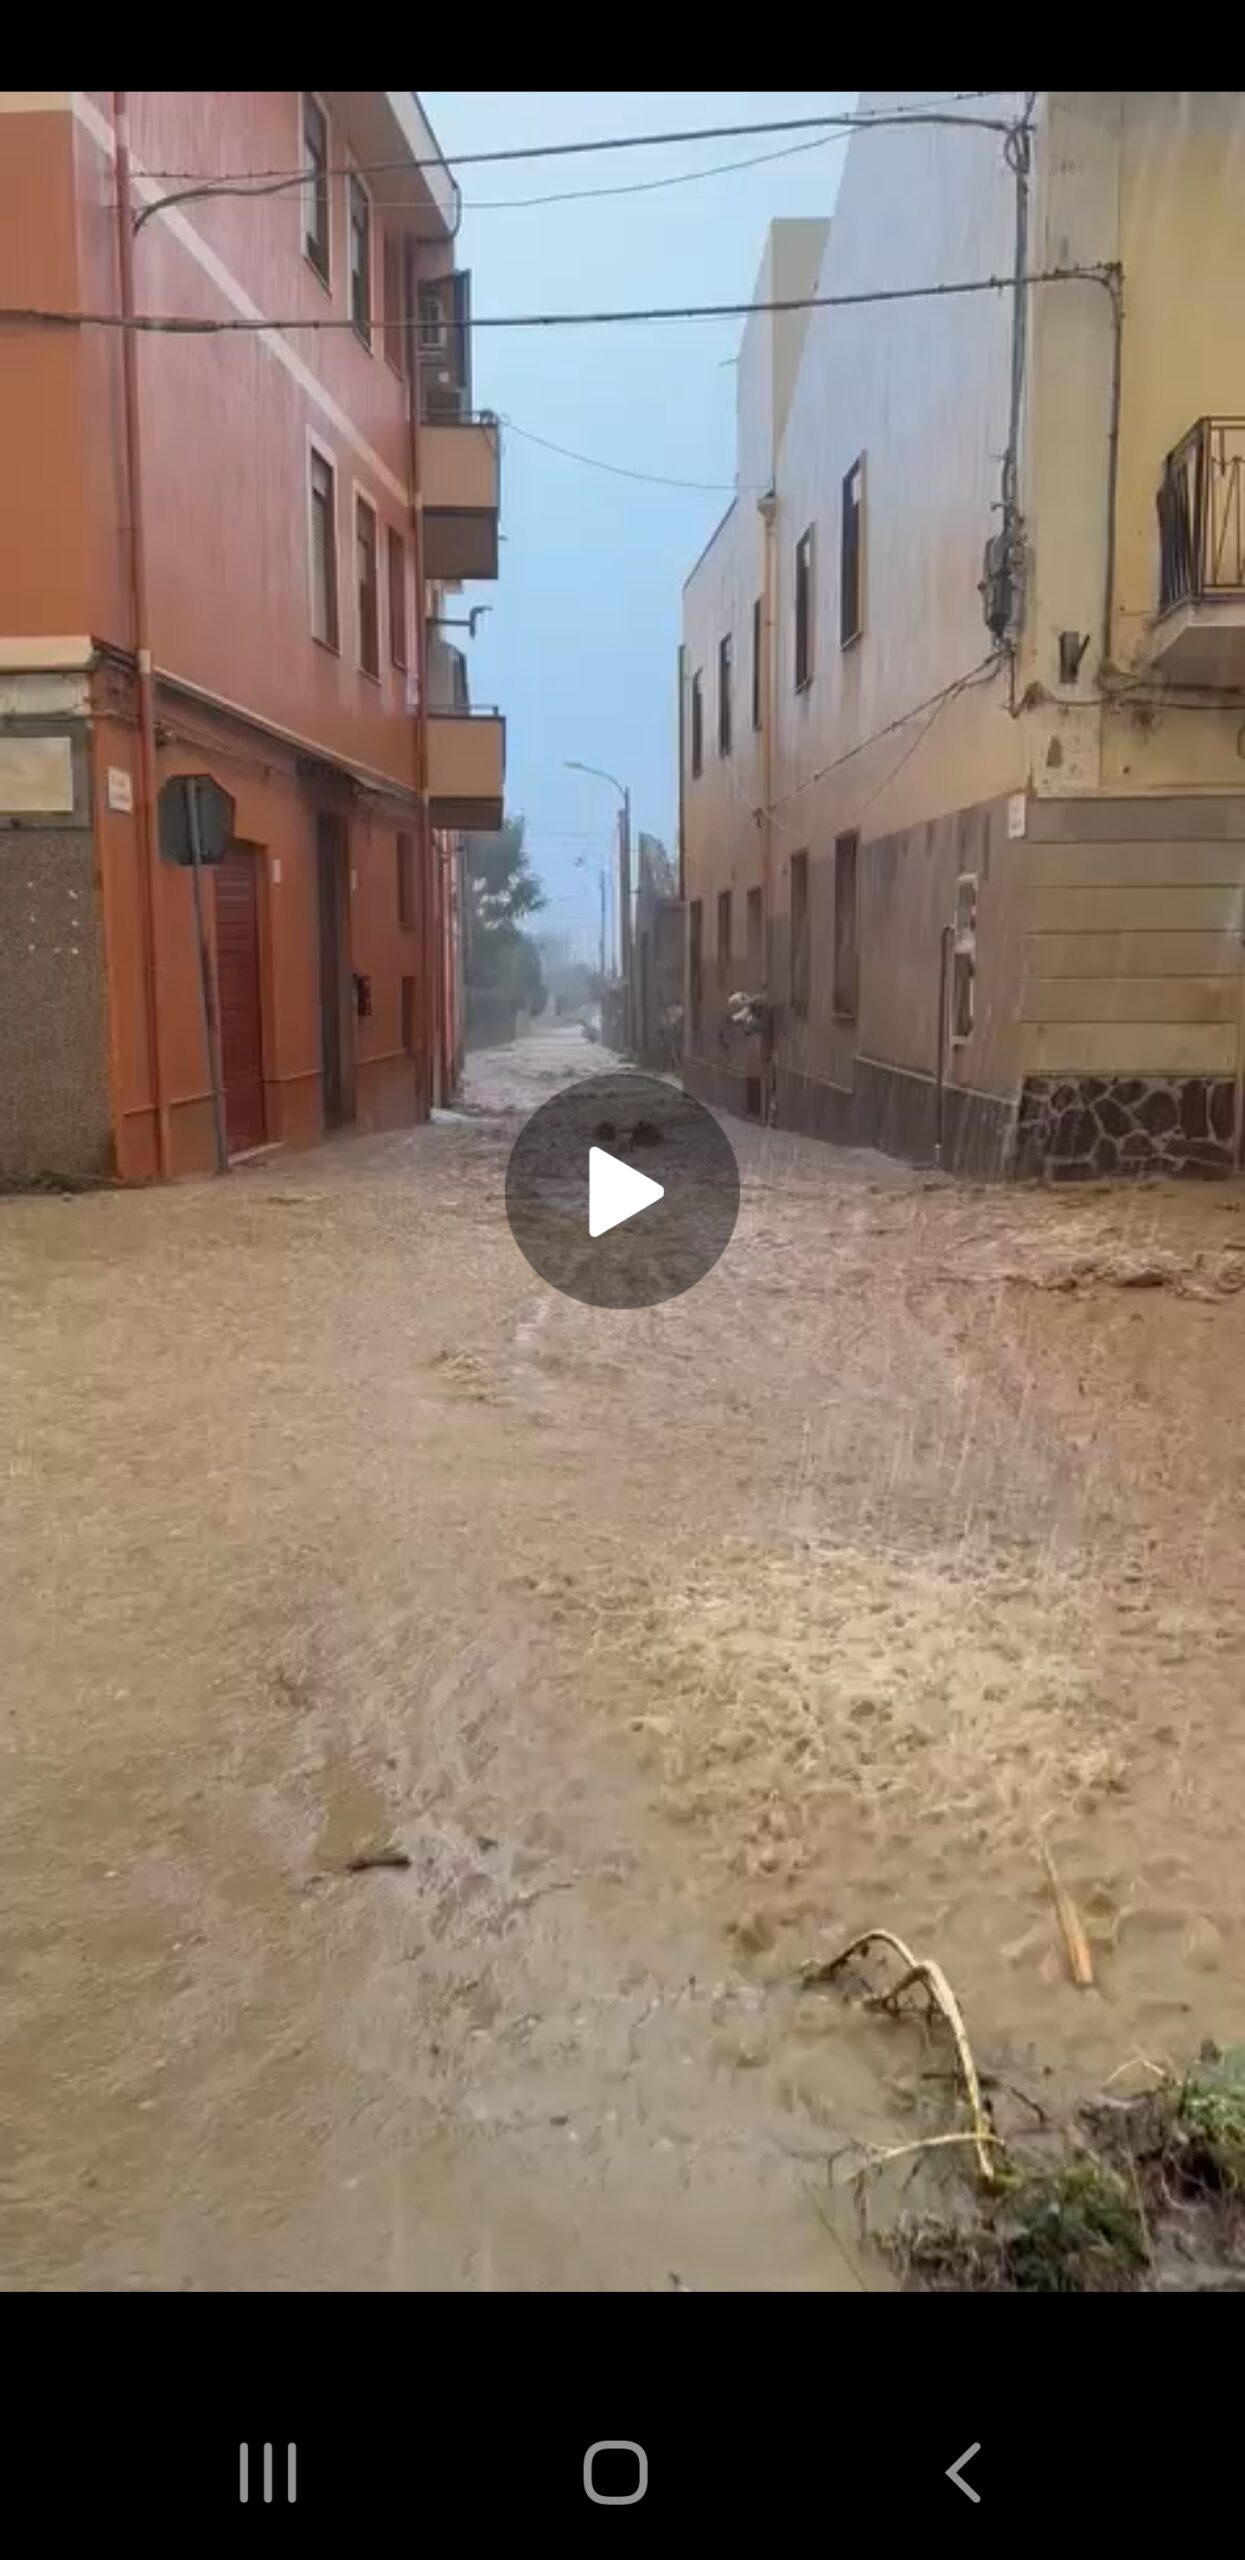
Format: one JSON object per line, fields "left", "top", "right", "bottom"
{"left": 892, "top": 2043, "right": 1245, "bottom": 2291}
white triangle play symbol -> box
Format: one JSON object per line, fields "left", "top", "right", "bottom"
{"left": 588, "top": 1145, "right": 664, "bottom": 1239}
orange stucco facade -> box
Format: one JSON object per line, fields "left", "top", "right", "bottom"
{"left": 0, "top": 89, "right": 493, "bottom": 1183}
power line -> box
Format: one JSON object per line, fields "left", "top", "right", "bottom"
{"left": 409, "top": 95, "right": 1010, "bottom": 213}
{"left": 769, "top": 655, "right": 1001, "bottom": 821}
{"left": 238, "top": 127, "right": 853, "bottom": 223}
{"left": 452, "top": 128, "right": 846, "bottom": 212}
{"left": 1, "top": 262, "right": 1117, "bottom": 343}
{"left": 500, "top": 414, "right": 741, "bottom": 493}
{"left": 137, "top": 96, "right": 1013, "bottom": 192}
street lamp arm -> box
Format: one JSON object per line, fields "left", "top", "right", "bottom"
{"left": 564, "top": 757, "right": 626, "bottom": 804}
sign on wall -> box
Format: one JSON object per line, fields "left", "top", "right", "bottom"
{"left": 0, "top": 735, "right": 75, "bottom": 816}
{"left": 158, "top": 774, "right": 235, "bottom": 868}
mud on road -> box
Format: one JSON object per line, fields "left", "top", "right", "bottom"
{"left": 3, "top": 1023, "right": 1245, "bottom": 2289}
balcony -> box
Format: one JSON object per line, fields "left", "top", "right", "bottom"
{"left": 427, "top": 707, "right": 505, "bottom": 831}
{"left": 422, "top": 417, "right": 500, "bottom": 582}
{"left": 1152, "top": 418, "right": 1245, "bottom": 681}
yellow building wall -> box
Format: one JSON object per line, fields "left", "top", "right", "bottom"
{"left": 681, "top": 500, "right": 766, "bottom": 1038}
{"left": 681, "top": 92, "right": 1245, "bottom": 1169}
{"left": 1025, "top": 91, "right": 1245, "bottom": 795}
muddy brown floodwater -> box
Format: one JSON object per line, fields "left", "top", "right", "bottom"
{"left": 3, "top": 1023, "right": 1245, "bottom": 2291}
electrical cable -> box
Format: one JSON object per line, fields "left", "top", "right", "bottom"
{"left": 357, "top": 127, "right": 848, "bottom": 216}
{"left": 498, "top": 414, "right": 741, "bottom": 493}
{"left": 137, "top": 95, "right": 1013, "bottom": 189}
{"left": 768, "top": 653, "right": 1001, "bottom": 819}
{"left": 0, "top": 262, "right": 1118, "bottom": 342}
{"left": 717, "top": 654, "right": 1003, "bottom": 850}
{"left": 445, "top": 96, "right": 1010, "bottom": 213}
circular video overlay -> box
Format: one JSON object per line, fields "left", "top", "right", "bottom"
{"left": 504, "top": 1071, "right": 740, "bottom": 1310}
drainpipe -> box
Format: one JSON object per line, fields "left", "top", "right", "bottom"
{"left": 758, "top": 493, "right": 777, "bottom": 968}
{"left": 676, "top": 642, "right": 687, "bottom": 906}
{"left": 404, "top": 272, "right": 436, "bottom": 1114}
{"left": 758, "top": 491, "right": 777, "bottom": 1121}
{"left": 112, "top": 92, "right": 170, "bottom": 1179}
{"left": 1099, "top": 267, "right": 1124, "bottom": 675}
{"left": 999, "top": 98, "right": 1034, "bottom": 710}
{"left": 440, "top": 834, "right": 455, "bottom": 1096}
{"left": 619, "top": 786, "right": 633, "bottom": 1051}
{"left": 935, "top": 923, "right": 954, "bottom": 1168}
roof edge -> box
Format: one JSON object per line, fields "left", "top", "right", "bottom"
{"left": 387, "top": 90, "right": 459, "bottom": 235}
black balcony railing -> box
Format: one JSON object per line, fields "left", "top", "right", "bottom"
{"left": 1157, "top": 418, "right": 1245, "bottom": 614}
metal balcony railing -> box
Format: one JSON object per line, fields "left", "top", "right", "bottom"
{"left": 1157, "top": 418, "right": 1245, "bottom": 614}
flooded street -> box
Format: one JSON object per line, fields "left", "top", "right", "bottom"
{"left": 4, "top": 1023, "right": 1245, "bottom": 2290}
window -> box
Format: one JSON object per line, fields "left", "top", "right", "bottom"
{"left": 795, "top": 528, "right": 814, "bottom": 691}
{"left": 419, "top": 284, "right": 448, "bottom": 349}
{"left": 751, "top": 596, "right": 763, "bottom": 731}
{"left": 383, "top": 231, "right": 404, "bottom": 373}
{"left": 690, "top": 669, "right": 704, "bottom": 778}
{"left": 348, "top": 174, "right": 372, "bottom": 344}
{"left": 396, "top": 831, "right": 415, "bottom": 929}
{"left": 746, "top": 884, "right": 763, "bottom": 981}
{"left": 717, "top": 888, "right": 733, "bottom": 986}
{"left": 689, "top": 898, "right": 704, "bottom": 1034}
{"left": 832, "top": 831, "right": 859, "bottom": 1018}
{"left": 388, "top": 527, "right": 407, "bottom": 670}
{"left": 840, "top": 457, "right": 864, "bottom": 647}
{"left": 718, "top": 633, "right": 733, "bottom": 758}
{"left": 303, "top": 94, "right": 330, "bottom": 285}
{"left": 355, "top": 494, "right": 380, "bottom": 678}
{"left": 309, "top": 447, "right": 339, "bottom": 649}
{"left": 401, "top": 975, "right": 417, "bottom": 1056}
{"left": 790, "top": 849, "right": 810, "bottom": 1015}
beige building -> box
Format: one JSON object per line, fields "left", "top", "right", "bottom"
{"left": 680, "top": 92, "right": 1245, "bottom": 1177}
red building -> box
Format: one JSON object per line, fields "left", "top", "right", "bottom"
{"left": 0, "top": 89, "right": 502, "bottom": 1182}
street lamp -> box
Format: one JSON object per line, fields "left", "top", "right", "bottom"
{"left": 564, "top": 758, "right": 633, "bottom": 1047}
{"left": 573, "top": 852, "right": 610, "bottom": 982}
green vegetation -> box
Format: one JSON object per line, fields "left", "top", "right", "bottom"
{"left": 888, "top": 2048, "right": 1245, "bottom": 2293}
{"left": 464, "top": 817, "right": 548, "bottom": 1030}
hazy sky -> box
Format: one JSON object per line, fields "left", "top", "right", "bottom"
{"left": 421, "top": 91, "right": 853, "bottom": 954}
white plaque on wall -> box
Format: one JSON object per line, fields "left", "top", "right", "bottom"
{"left": 106, "top": 765, "right": 134, "bottom": 812}
{"left": 0, "top": 734, "right": 74, "bottom": 815}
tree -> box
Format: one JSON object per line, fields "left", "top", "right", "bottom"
{"left": 463, "top": 817, "right": 548, "bottom": 1027}
{"left": 464, "top": 816, "right": 545, "bottom": 934}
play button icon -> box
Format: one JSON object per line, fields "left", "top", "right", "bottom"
{"left": 505, "top": 1069, "right": 740, "bottom": 1308}
{"left": 588, "top": 1145, "right": 664, "bottom": 1238}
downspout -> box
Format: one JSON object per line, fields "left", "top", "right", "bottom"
{"left": 758, "top": 492, "right": 776, "bottom": 965}
{"left": 1100, "top": 266, "right": 1124, "bottom": 674}
{"left": 934, "top": 923, "right": 953, "bottom": 1169}
{"left": 113, "top": 91, "right": 170, "bottom": 1178}
{"left": 441, "top": 834, "right": 455, "bottom": 1096}
{"left": 404, "top": 283, "right": 437, "bottom": 1116}
{"left": 758, "top": 491, "right": 777, "bottom": 1120}
{"left": 1000, "top": 95, "right": 1034, "bottom": 714}
{"left": 676, "top": 642, "right": 686, "bottom": 905}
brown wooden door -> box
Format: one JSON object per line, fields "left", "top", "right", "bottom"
{"left": 215, "top": 846, "right": 266, "bottom": 1156}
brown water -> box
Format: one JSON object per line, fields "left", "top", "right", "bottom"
{"left": 3, "top": 1026, "right": 1244, "bottom": 2289}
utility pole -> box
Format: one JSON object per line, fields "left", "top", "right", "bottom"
{"left": 619, "top": 785, "right": 633, "bottom": 1052}
{"left": 565, "top": 757, "right": 632, "bottom": 1046}
{"left": 599, "top": 865, "right": 607, "bottom": 983}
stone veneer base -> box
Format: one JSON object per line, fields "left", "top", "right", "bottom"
{"left": 1015, "top": 1074, "right": 1239, "bottom": 1180}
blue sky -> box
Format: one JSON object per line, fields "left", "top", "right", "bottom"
{"left": 421, "top": 91, "right": 853, "bottom": 955}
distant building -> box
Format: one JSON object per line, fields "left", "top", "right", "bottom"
{"left": 0, "top": 89, "right": 502, "bottom": 1181}
{"left": 680, "top": 92, "right": 1245, "bottom": 1178}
